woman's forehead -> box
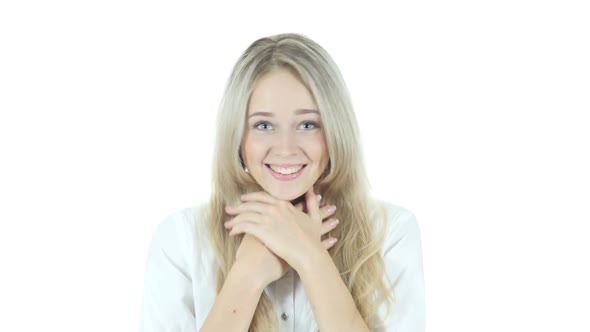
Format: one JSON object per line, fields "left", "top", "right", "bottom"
{"left": 247, "top": 70, "right": 318, "bottom": 117}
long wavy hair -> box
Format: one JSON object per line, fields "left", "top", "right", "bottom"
{"left": 207, "top": 33, "right": 392, "bottom": 331}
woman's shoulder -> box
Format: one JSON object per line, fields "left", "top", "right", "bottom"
{"left": 148, "top": 202, "right": 210, "bottom": 252}
{"left": 154, "top": 202, "right": 208, "bottom": 229}
{"left": 368, "top": 198, "right": 421, "bottom": 254}
{"left": 369, "top": 198, "right": 417, "bottom": 227}
{"left": 368, "top": 199, "right": 425, "bottom": 330}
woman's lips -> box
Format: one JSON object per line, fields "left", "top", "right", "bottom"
{"left": 266, "top": 164, "right": 307, "bottom": 181}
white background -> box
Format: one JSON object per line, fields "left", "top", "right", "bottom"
{"left": 1, "top": 1, "right": 589, "bottom": 331}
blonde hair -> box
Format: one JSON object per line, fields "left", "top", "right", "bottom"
{"left": 207, "top": 33, "right": 392, "bottom": 331}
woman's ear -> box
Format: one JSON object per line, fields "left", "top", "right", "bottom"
{"left": 238, "top": 148, "right": 248, "bottom": 173}
{"left": 316, "top": 159, "right": 331, "bottom": 183}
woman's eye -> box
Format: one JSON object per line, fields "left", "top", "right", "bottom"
{"left": 254, "top": 122, "right": 273, "bottom": 130}
{"left": 300, "top": 122, "right": 319, "bottom": 130}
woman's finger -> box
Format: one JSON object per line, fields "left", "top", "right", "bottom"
{"left": 320, "top": 218, "right": 339, "bottom": 235}
{"left": 318, "top": 204, "right": 336, "bottom": 221}
{"left": 229, "top": 220, "right": 262, "bottom": 239}
{"left": 305, "top": 187, "right": 321, "bottom": 221}
{"left": 225, "top": 201, "right": 273, "bottom": 215}
{"left": 240, "top": 191, "right": 277, "bottom": 204}
{"left": 224, "top": 212, "right": 266, "bottom": 229}
{"left": 322, "top": 237, "right": 338, "bottom": 249}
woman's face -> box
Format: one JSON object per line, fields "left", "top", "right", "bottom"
{"left": 242, "top": 69, "right": 329, "bottom": 201}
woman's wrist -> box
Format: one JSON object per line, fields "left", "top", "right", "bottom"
{"left": 201, "top": 259, "right": 267, "bottom": 331}
{"left": 292, "top": 241, "right": 333, "bottom": 276}
{"left": 230, "top": 259, "right": 270, "bottom": 292}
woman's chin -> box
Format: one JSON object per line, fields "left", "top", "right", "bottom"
{"left": 267, "top": 188, "right": 306, "bottom": 203}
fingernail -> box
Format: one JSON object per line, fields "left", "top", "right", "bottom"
{"left": 329, "top": 238, "right": 338, "bottom": 246}
{"left": 329, "top": 219, "right": 339, "bottom": 227}
{"left": 224, "top": 221, "right": 231, "bottom": 228}
{"left": 317, "top": 194, "right": 322, "bottom": 201}
{"left": 327, "top": 205, "right": 336, "bottom": 213}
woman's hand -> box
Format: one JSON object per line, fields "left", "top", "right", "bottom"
{"left": 234, "top": 234, "right": 289, "bottom": 286}
{"left": 224, "top": 187, "right": 338, "bottom": 270}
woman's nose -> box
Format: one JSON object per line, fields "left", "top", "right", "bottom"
{"left": 272, "top": 131, "right": 299, "bottom": 157}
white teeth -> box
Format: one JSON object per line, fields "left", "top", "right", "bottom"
{"left": 269, "top": 165, "right": 304, "bottom": 175}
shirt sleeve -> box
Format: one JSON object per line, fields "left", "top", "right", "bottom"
{"left": 381, "top": 208, "right": 426, "bottom": 332}
{"left": 139, "top": 211, "right": 198, "bottom": 332}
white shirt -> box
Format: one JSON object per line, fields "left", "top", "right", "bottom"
{"left": 139, "top": 201, "right": 425, "bottom": 332}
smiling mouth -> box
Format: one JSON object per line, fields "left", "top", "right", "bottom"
{"left": 266, "top": 164, "right": 306, "bottom": 174}
{"left": 265, "top": 164, "right": 307, "bottom": 181}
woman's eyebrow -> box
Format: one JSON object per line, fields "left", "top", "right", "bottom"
{"left": 295, "top": 108, "right": 320, "bottom": 115}
{"left": 248, "top": 111, "right": 273, "bottom": 118}
{"left": 248, "top": 109, "right": 320, "bottom": 118}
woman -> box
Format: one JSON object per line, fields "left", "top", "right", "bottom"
{"left": 140, "top": 33, "right": 425, "bottom": 332}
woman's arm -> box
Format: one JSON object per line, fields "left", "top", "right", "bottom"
{"left": 294, "top": 245, "right": 370, "bottom": 332}
{"left": 200, "top": 234, "right": 288, "bottom": 332}
{"left": 139, "top": 212, "right": 197, "bottom": 332}
{"left": 204, "top": 194, "right": 339, "bottom": 331}
{"left": 225, "top": 188, "right": 365, "bottom": 331}
{"left": 381, "top": 209, "right": 426, "bottom": 331}
{"left": 199, "top": 259, "right": 266, "bottom": 332}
